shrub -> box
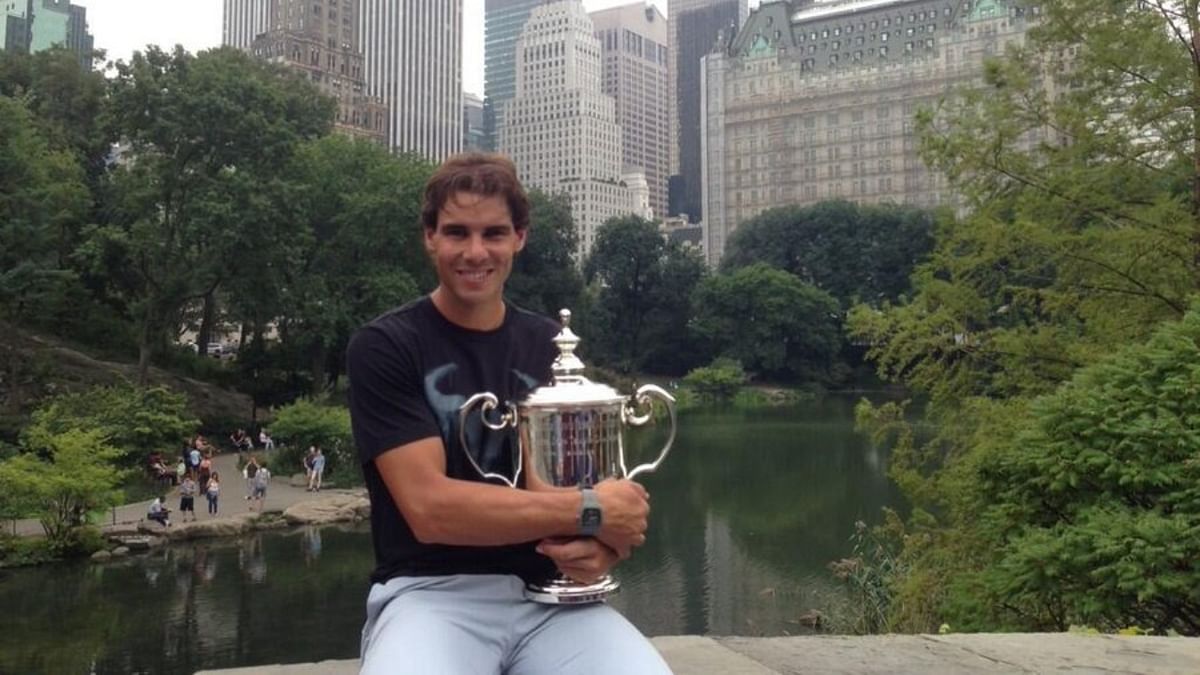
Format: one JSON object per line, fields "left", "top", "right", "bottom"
{"left": 682, "top": 358, "right": 748, "bottom": 404}
{"left": 268, "top": 398, "right": 356, "bottom": 483}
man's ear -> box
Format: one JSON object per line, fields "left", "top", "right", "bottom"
{"left": 514, "top": 227, "right": 528, "bottom": 252}
{"left": 423, "top": 226, "right": 436, "bottom": 254}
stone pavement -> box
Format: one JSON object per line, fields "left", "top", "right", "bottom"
{"left": 197, "top": 633, "right": 1200, "bottom": 674}
{"left": 10, "top": 450, "right": 330, "bottom": 537}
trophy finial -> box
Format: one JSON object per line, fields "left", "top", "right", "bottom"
{"left": 553, "top": 308, "right": 585, "bottom": 376}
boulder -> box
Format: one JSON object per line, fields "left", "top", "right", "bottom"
{"left": 111, "top": 546, "right": 130, "bottom": 557}
{"left": 163, "top": 513, "right": 259, "bottom": 541}
{"left": 283, "top": 494, "right": 370, "bottom": 525}
{"left": 91, "top": 550, "right": 112, "bottom": 561}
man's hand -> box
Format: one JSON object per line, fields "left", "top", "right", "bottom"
{"left": 537, "top": 537, "right": 621, "bottom": 585}
{"left": 592, "top": 478, "right": 649, "bottom": 558}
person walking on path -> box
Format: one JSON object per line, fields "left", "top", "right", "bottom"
{"left": 307, "top": 447, "right": 325, "bottom": 492}
{"left": 243, "top": 456, "right": 260, "bottom": 502}
{"left": 303, "top": 446, "right": 316, "bottom": 486}
{"left": 178, "top": 472, "right": 198, "bottom": 522}
{"left": 250, "top": 463, "right": 271, "bottom": 512}
{"left": 206, "top": 472, "right": 221, "bottom": 515}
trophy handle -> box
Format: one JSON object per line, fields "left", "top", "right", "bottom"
{"left": 621, "top": 384, "right": 677, "bottom": 480}
{"left": 458, "top": 392, "right": 521, "bottom": 488}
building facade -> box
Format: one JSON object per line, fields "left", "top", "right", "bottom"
{"left": 3, "top": 0, "right": 93, "bottom": 68}
{"left": 500, "top": 0, "right": 632, "bottom": 259}
{"left": 360, "top": 0, "right": 462, "bottom": 159}
{"left": 701, "top": 0, "right": 1035, "bottom": 264}
{"left": 463, "top": 91, "right": 486, "bottom": 151}
{"left": 247, "top": 0, "right": 387, "bottom": 144}
{"left": 222, "top": 0, "right": 272, "bottom": 50}
{"left": 668, "top": 0, "right": 748, "bottom": 222}
{"left": 590, "top": 2, "right": 670, "bottom": 220}
{"left": 483, "top": 0, "right": 546, "bottom": 151}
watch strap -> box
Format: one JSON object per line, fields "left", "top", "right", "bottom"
{"left": 578, "top": 487, "right": 602, "bottom": 537}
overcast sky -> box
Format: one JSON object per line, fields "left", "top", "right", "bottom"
{"left": 74, "top": 0, "right": 683, "bottom": 96}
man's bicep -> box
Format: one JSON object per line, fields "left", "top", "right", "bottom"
{"left": 374, "top": 436, "right": 447, "bottom": 518}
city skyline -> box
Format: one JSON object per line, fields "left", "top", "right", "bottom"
{"left": 71, "top": 0, "right": 697, "bottom": 95}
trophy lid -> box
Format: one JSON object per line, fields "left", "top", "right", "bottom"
{"left": 521, "top": 309, "right": 626, "bottom": 408}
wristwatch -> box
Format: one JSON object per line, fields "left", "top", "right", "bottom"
{"left": 579, "top": 487, "right": 602, "bottom": 537}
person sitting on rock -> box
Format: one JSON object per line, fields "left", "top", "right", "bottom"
{"left": 147, "top": 496, "right": 171, "bottom": 527}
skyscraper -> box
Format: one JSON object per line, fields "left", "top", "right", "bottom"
{"left": 360, "top": 0, "right": 463, "bottom": 160}
{"left": 483, "top": 0, "right": 545, "bottom": 152}
{"left": 501, "top": 0, "right": 632, "bottom": 258}
{"left": 248, "top": 0, "right": 387, "bottom": 144}
{"left": 463, "top": 91, "right": 486, "bottom": 151}
{"left": 590, "top": 2, "right": 669, "bottom": 220}
{"left": 668, "top": 0, "right": 747, "bottom": 222}
{"left": 222, "top": 0, "right": 272, "bottom": 50}
{"left": 2, "top": 0, "right": 93, "bottom": 68}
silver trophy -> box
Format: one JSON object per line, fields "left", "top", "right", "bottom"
{"left": 457, "top": 309, "right": 677, "bottom": 604}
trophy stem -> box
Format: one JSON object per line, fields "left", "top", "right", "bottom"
{"left": 524, "top": 573, "right": 621, "bottom": 605}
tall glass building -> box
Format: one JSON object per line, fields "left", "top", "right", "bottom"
{"left": 483, "top": 0, "right": 545, "bottom": 151}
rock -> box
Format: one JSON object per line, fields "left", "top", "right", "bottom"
{"left": 91, "top": 550, "right": 112, "bottom": 561}
{"left": 288, "top": 473, "right": 309, "bottom": 488}
{"left": 283, "top": 494, "right": 371, "bottom": 525}
{"left": 108, "top": 534, "right": 154, "bottom": 551}
{"left": 163, "top": 513, "right": 258, "bottom": 541}
{"left": 111, "top": 546, "right": 130, "bottom": 557}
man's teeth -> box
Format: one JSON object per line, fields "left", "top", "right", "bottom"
{"left": 461, "top": 270, "right": 489, "bottom": 280}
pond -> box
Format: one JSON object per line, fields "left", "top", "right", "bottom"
{"left": 0, "top": 396, "right": 903, "bottom": 675}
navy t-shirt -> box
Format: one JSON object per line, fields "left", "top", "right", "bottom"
{"left": 346, "top": 295, "right": 560, "bottom": 585}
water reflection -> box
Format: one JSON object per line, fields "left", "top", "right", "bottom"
{"left": 0, "top": 398, "right": 902, "bottom": 674}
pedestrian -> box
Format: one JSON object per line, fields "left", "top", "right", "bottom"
{"left": 258, "top": 428, "right": 275, "bottom": 452}
{"left": 303, "top": 446, "right": 316, "bottom": 485}
{"left": 198, "top": 452, "right": 213, "bottom": 494}
{"left": 251, "top": 462, "right": 271, "bottom": 512}
{"left": 346, "top": 153, "right": 662, "bottom": 674}
{"left": 243, "top": 455, "right": 260, "bottom": 503}
{"left": 230, "top": 428, "right": 252, "bottom": 454}
{"left": 178, "top": 471, "right": 198, "bottom": 522}
{"left": 307, "top": 446, "right": 325, "bottom": 492}
{"left": 206, "top": 471, "right": 221, "bottom": 515}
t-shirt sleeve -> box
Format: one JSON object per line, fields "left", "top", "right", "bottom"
{"left": 347, "top": 324, "right": 441, "bottom": 464}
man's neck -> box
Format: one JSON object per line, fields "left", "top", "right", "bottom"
{"left": 430, "top": 288, "right": 506, "bottom": 331}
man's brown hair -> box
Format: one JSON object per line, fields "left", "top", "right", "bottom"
{"left": 420, "top": 153, "right": 530, "bottom": 232}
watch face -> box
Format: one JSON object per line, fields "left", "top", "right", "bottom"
{"left": 581, "top": 509, "right": 601, "bottom": 528}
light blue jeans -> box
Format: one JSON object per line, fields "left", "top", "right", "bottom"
{"left": 360, "top": 574, "right": 672, "bottom": 675}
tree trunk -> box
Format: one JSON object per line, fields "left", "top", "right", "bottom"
{"left": 137, "top": 304, "right": 154, "bottom": 387}
{"left": 197, "top": 290, "right": 217, "bottom": 355}
{"left": 310, "top": 343, "right": 327, "bottom": 397}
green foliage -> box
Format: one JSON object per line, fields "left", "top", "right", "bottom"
{"left": 682, "top": 358, "right": 747, "bottom": 404}
{"left": 722, "top": 200, "right": 936, "bottom": 307}
{"left": 0, "top": 429, "right": 127, "bottom": 552}
{"left": 268, "top": 398, "right": 354, "bottom": 480}
{"left": 829, "top": 511, "right": 907, "bottom": 634}
{"left": 582, "top": 215, "right": 707, "bottom": 375}
{"left": 21, "top": 384, "right": 197, "bottom": 468}
{"left": 507, "top": 189, "right": 583, "bottom": 316}
{"left": 693, "top": 263, "right": 844, "bottom": 383}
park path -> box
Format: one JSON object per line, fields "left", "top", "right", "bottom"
{"left": 9, "top": 450, "right": 334, "bottom": 537}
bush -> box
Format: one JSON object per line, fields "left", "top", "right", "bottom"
{"left": 682, "top": 358, "right": 748, "bottom": 404}
{"left": 269, "top": 398, "right": 356, "bottom": 483}
{"left": 21, "top": 384, "right": 197, "bottom": 468}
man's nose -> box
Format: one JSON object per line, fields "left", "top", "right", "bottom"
{"left": 465, "top": 234, "right": 488, "bottom": 260}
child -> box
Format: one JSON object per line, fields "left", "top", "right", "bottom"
{"left": 251, "top": 463, "right": 271, "bottom": 512}
{"left": 206, "top": 472, "right": 221, "bottom": 515}
{"left": 178, "top": 471, "right": 197, "bottom": 522}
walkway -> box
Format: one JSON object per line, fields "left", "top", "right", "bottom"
{"left": 10, "top": 451, "right": 328, "bottom": 537}
{"left": 197, "top": 633, "right": 1200, "bottom": 674}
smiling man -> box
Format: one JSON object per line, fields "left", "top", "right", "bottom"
{"left": 346, "top": 153, "right": 670, "bottom": 674}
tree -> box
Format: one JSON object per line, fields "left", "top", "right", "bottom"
{"left": 91, "top": 46, "right": 334, "bottom": 384}
{"left": 0, "top": 96, "right": 89, "bottom": 323}
{"left": 506, "top": 189, "right": 583, "bottom": 316}
{"left": 20, "top": 384, "right": 197, "bottom": 468}
{"left": 692, "top": 263, "right": 843, "bottom": 382}
{"left": 721, "top": 201, "right": 936, "bottom": 307}
{"left": 682, "top": 357, "right": 748, "bottom": 403}
{"left": 269, "top": 136, "right": 430, "bottom": 395}
{"left": 582, "top": 216, "right": 706, "bottom": 374}
{"left": 847, "top": 1, "right": 1200, "bottom": 632}
{"left": 0, "top": 429, "right": 126, "bottom": 552}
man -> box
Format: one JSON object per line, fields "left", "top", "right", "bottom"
{"left": 308, "top": 446, "right": 325, "bottom": 492}
{"left": 347, "top": 153, "right": 668, "bottom": 674}
{"left": 250, "top": 462, "right": 271, "bottom": 512}
{"left": 147, "top": 495, "right": 171, "bottom": 528}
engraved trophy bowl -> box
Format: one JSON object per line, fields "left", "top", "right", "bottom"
{"left": 458, "top": 308, "right": 677, "bottom": 604}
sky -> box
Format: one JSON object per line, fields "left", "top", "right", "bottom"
{"left": 73, "top": 0, "right": 678, "bottom": 96}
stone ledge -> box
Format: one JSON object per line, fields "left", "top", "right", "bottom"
{"left": 194, "top": 633, "right": 1200, "bottom": 675}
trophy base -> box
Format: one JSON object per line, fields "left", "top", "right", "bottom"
{"left": 524, "top": 574, "right": 621, "bottom": 605}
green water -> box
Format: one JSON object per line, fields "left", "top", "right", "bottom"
{"left": 0, "top": 397, "right": 902, "bottom": 674}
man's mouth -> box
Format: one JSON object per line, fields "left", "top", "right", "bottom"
{"left": 458, "top": 269, "right": 492, "bottom": 282}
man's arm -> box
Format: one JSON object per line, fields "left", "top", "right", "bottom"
{"left": 375, "top": 437, "right": 650, "bottom": 552}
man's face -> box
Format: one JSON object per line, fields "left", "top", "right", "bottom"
{"left": 425, "top": 191, "right": 526, "bottom": 315}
